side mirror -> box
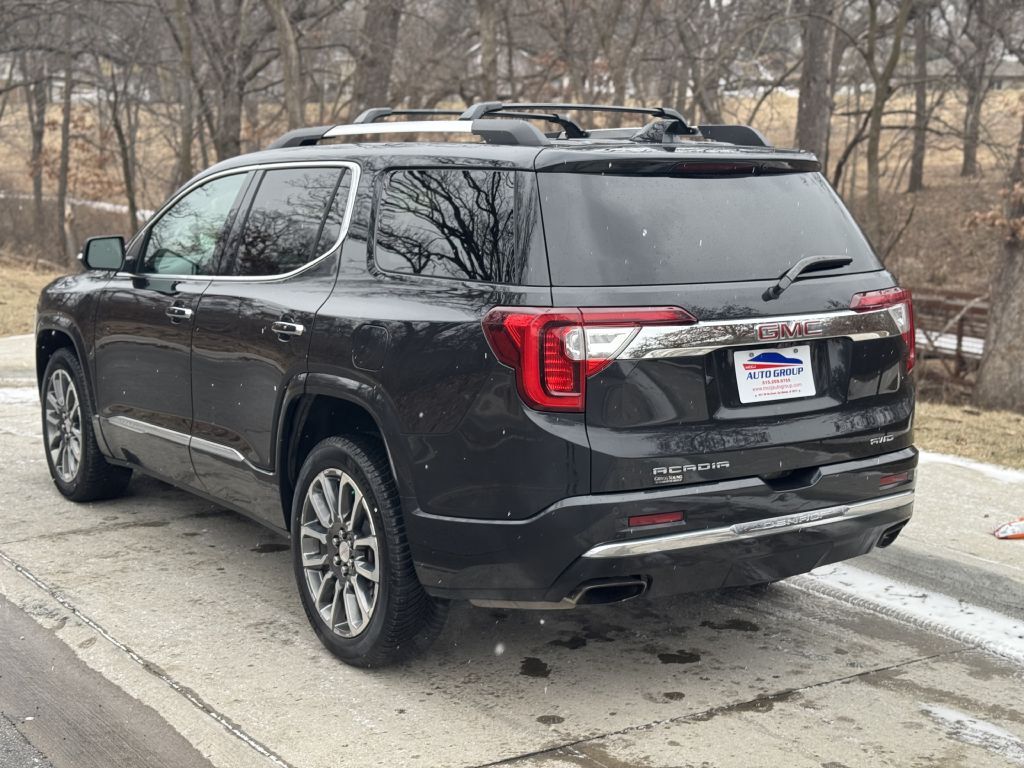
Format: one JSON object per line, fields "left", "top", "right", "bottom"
{"left": 80, "top": 236, "right": 126, "bottom": 271}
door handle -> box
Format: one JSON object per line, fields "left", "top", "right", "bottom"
{"left": 166, "top": 305, "right": 194, "bottom": 321}
{"left": 271, "top": 321, "right": 305, "bottom": 338}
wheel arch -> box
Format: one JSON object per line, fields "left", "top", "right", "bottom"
{"left": 36, "top": 318, "right": 91, "bottom": 399}
{"left": 278, "top": 373, "right": 414, "bottom": 531}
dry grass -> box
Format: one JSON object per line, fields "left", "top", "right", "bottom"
{"left": 0, "top": 261, "right": 62, "bottom": 335}
{"left": 916, "top": 400, "right": 1024, "bottom": 469}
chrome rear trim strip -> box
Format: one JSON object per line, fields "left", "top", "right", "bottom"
{"left": 582, "top": 491, "right": 914, "bottom": 559}
{"left": 618, "top": 307, "right": 900, "bottom": 359}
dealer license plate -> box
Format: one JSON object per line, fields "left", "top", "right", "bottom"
{"left": 734, "top": 345, "right": 815, "bottom": 404}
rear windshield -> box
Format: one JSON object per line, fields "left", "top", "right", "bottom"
{"left": 538, "top": 171, "right": 880, "bottom": 286}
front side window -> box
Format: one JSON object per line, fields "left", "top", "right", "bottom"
{"left": 140, "top": 173, "right": 248, "bottom": 276}
{"left": 374, "top": 168, "right": 520, "bottom": 283}
{"left": 229, "top": 167, "right": 347, "bottom": 277}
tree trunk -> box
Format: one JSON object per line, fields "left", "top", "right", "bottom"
{"left": 795, "top": 0, "right": 833, "bottom": 161}
{"left": 22, "top": 55, "right": 48, "bottom": 245}
{"left": 502, "top": 7, "right": 516, "bottom": 100}
{"left": 56, "top": 18, "right": 75, "bottom": 266}
{"left": 109, "top": 80, "right": 138, "bottom": 234}
{"left": 863, "top": 0, "right": 914, "bottom": 247}
{"left": 960, "top": 79, "right": 985, "bottom": 177}
{"left": 214, "top": 81, "right": 243, "bottom": 160}
{"left": 476, "top": 0, "right": 499, "bottom": 99}
{"left": 265, "top": 0, "right": 303, "bottom": 129}
{"left": 348, "top": 0, "right": 405, "bottom": 120}
{"left": 975, "top": 108, "right": 1024, "bottom": 411}
{"left": 172, "top": 0, "right": 194, "bottom": 190}
{"left": 907, "top": 4, "right": 928, "bottom": 193}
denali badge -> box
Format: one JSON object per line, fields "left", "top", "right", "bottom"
{"left": 756, "top": 319, "right": 825, "bottom": 341}
{"left": 653, "top": 461, "right": 731, "bottom": 485}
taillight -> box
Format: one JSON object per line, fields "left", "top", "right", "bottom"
{"left": 850, "top": 287, "right": 915, "bottom": 372}
{"left": 482, "top": 306, "right": 696, "bottom": 412}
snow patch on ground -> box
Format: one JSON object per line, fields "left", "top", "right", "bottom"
{"left": 922, "top": 704, "right": 1024, "bottom": 765}
{"left": 919, "top": 451, "right": 1024, "bottom": 485}
{"left": 792, "top": 563, "right": 1024, "bottom": 666}
{"left": 0, "top": 388, "right": 38, "bottom": 405}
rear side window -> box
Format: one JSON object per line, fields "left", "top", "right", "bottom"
{"left": 374, "top": 168, "right": 522, "bottom": 284}
{"left": 229, "top": 166, "right": 347, "bottom": 277}
{"left": 539, "top": 172, "right": 881, "bottom": 286}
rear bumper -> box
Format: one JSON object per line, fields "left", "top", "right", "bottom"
{"left": 582, "top": 491, "right": 912, "bottom": 558}
{"left": 407, "top": 447, "right": 917, "bottom": 603}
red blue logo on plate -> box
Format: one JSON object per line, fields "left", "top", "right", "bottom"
{"left": 742, "top": 351, "right": 804, "bottom": 371}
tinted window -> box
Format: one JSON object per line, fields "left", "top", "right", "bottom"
{"left": 539, "top": 172, "right": 881, "bottom": 285}
{"left": 231, "top": 167, "right": 345, "bottom": 277}
{"left": 375, "top": 169, "right": 521, "bottom": 283}
{"left": 141, "top": 173, "right": 247, "bottom": 275}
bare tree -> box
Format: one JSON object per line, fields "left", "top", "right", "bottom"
{"left": 974, "top": 11, "right": 1024, "bottom": 410}
{"left": 476, "top": 0, "right": 500, "bottom": 98}
{"left": 974, "top": 102, "right": 1024, "bottom": 409}
{"left": 56, "top": 11, "right": 75, "bottom": 264}
{"left": 861, "top": 0, "right": 914, "bottom": 245}
{"left": 935, "top": 0, "right": 1003, "bottom": 178}
{"left": 795, "top": 0, "right": 833, "bottom": 160}
{"left": 265, "top": 0, "right": 305, "bottom": 129}
{"left": 20, "top": 52, "right": 49, "bottom": 242}
{"left": 348, "top": 0, "right": 405, "bottom": 119}
{"left": 906, "top": 0, "right": 930, "bottom": 192}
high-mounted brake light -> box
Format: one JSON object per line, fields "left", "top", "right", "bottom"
{"left": 850, "top": 287, "right": 915, "bottom": 372}
{"left": 482, "top": 306, "right": 697, "bottom": 412}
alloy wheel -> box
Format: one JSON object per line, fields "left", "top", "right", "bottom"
{"left": 44, "top": 369, "right": 82, "bottom": 483}
{"left": 298, "top": 468, "right": 380, "bottom": 638}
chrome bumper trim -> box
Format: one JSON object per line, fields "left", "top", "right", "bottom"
{"left": 617, "top": 307, "right": 900, "bottom": 359}
{"left": 581, "top": 491, "right": 915, "bottom": 559}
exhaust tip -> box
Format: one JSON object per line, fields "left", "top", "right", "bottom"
{"left": 572, "top": 578, "right": 648, "bottom": 606}
{"left": 877, "top": 520, "right": 909, "bottom": 549}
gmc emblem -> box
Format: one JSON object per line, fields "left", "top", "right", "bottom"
{"left": 756, "top": 319, "right": 825, "bottom": 341}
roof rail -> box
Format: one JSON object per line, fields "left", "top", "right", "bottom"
{"left": 267, "top": 124, "right": 336, "bottom": 149}
{"left": 319, "top": 118, "right": 548, "bottom": 146}
{"left": 459, "top": 101, "right": 700, "bottom": 136}
{"left": 353, "top": 107, "right": 464, "bottom": 123}
{"left": 266, "top": 104, "right": 777, "bottom": 150}
{"left": 354, "top": 105, "right": 586, "bottom": 138}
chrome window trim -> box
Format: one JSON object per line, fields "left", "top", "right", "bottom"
{"left": 582, "top": 491, "right": 914, "bottom": 559}
{"left": 104, "top": 415, "right": 268, "bottom": 475}
{"left": 117, "top": 160, "right": 361, "bottom": 283}
{"left": 617, "top": 307, "right": 901, "bottom": 360}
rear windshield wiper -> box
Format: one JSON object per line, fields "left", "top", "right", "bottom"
{"left": 763, "top": 255, "right": 854, "bottom": 300}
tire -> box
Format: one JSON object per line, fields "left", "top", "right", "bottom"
{"left": 41, "top": 348, "right": 132, "bottom": 502}
{"left": 291, "top": 435, "right": 448, "bottom": 667}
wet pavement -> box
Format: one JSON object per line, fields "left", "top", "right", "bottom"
{"left": 1, "top": 333, "right": 1022, "bottom": 767}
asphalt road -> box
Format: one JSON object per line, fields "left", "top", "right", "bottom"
{"left": 1, "top": 333, "right": 1022, "bottom": 768}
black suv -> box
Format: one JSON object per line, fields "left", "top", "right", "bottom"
{"left": 36, "top": 103, "right": 917, "bottom": 666}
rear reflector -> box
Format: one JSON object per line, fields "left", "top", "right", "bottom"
{"left": 850, "top": 287, "right": 915, "bottom": 372}
{"left": 482, "top": 306, "right": 696, "bottom": 412}
{"left": 879, "top": 471, "right": 911, "bottom": 488}
{"left": 628, "top": 511, "right": 684, "bottom": 527}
